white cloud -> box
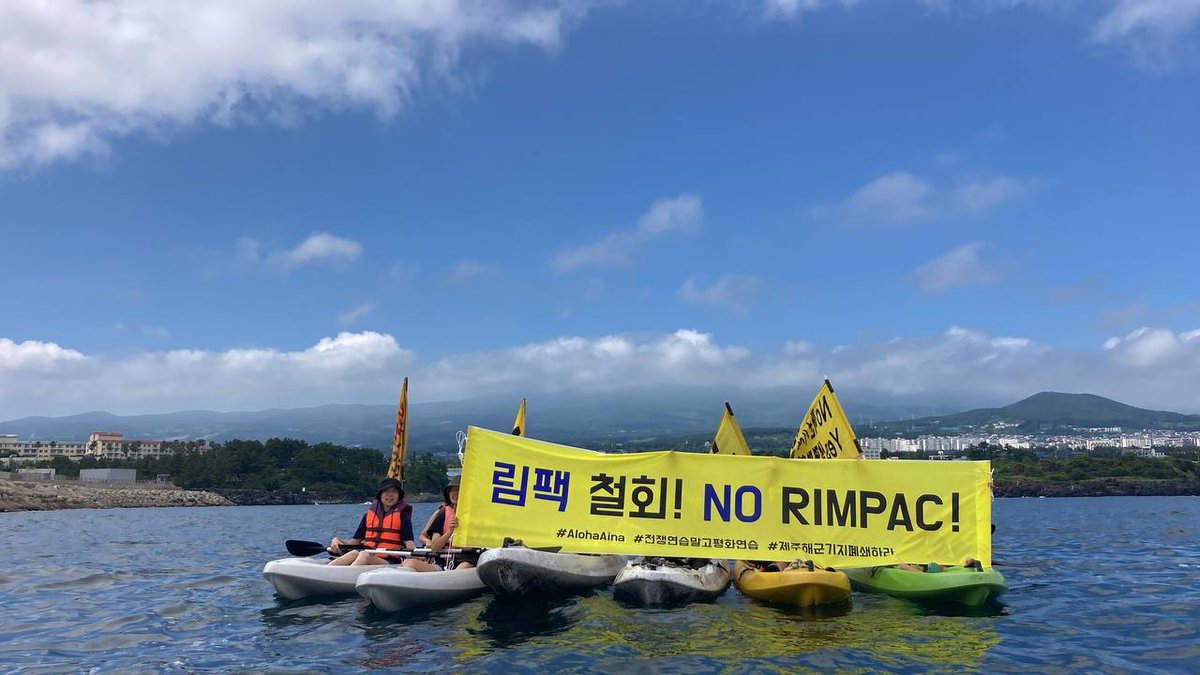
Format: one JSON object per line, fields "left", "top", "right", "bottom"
{"left": 0, "top": 332, "right": 413, "bottom": 418}
{"left": 0, "top": 0, "right": 591, "bottom": 169}
{"left": 336, "top": 302, "right": 376, "bottom": 326}
{"left": 761, "top": 0, "right": 864, "bottom": 20}
{"left": 1103, "top": 326, "right": 1183, "bottom": 367}
{"left": 819, "top": 172, "right": 1028, "bottom": 226}
{"left": 446, "top": 260, "right": 489, "bottom": 286}
{"left": 265, "top": 232, "right": 363, "bottom": 272}
{"left": 779, "top": 1, "right": 1200, "bottom": 69}
{"left": 1092, "top": 0, "right": 1200, "bottom": 67}
{"left": 7, "top": 325, "right": 1200, "bottom": 417}
{"left": 553, "top": 194, "right": 703, "bottom": 272}
{"left": 911, "top": 242, "right": 1003, "bottom": 293}
{"left": 679, "top": 275, "right": 763, "bottom": 315}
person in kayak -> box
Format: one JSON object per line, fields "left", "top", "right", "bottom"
{"left": 328, "top": 477, "right": 415, "bottom": 566}
{"left": 403, "top": 474, "right": 479, "bottom": 571}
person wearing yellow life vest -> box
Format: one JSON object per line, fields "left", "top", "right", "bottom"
{"left": 328, "top": 477, "right": 415, "bottom": 566}
{"left": 402, "top": 474, "right": 478, "bottom": 571}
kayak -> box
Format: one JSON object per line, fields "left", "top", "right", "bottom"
{"left": 476, "top": 546, "right": 627, "bottom": 596}
{"left": 613, "top": 558, "right": 731, "bottom": 605}
{"left": 356, "top": 566, "right": 487, "bottom": 612}
{"left": 732, "top": 560, "right": 851, "bottom": 607}
{"left": 262, "top": 558, "right": 377, "bottom": 600}
{"left": 845, "top": 565, "right": 1006, "bottom": 607}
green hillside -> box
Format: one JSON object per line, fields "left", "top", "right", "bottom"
{"left": 869, "top": 392, "right": 1200, "bottom": 435}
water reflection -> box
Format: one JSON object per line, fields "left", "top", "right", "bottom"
{"left": 444, "top": 589, "right": 999, "bottom": 671}
{"left": 469, "top": 594, "right": 587, "bottom": 646}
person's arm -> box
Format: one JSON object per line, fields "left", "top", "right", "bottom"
{"left": 400, "top": 506, "right": 416, "bottom": 551}
{"left": 330, "top": 514, "right": 367, "bottom": 553}
{"left": 417, "top": 507, "right": 441, "bottom": 547}
{"left": 428, "top": 513, "right": 456, "bottom": 553}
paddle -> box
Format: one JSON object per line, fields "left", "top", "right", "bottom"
{"left": 363, "top": 548, "right": 467, "bottom": 557}
{"left": 285, "top": 539, "right": 364, "bottom": 557}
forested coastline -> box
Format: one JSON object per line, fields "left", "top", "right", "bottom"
{"left": 15, "top": 437, "right": 1200, "bottom": 500}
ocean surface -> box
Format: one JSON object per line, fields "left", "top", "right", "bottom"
{"left": 1, "top": 496, "right": 1197, "bottom": 674}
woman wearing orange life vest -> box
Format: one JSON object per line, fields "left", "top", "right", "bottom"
{"left": 328, "top": 477, "right": 415, "bottom": 566}
{"left": 402, "top": 474, "right": 477, "bottom": 571}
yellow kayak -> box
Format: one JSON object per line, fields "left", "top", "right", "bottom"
{"left": 733, "top": 560, "right": 851, "bottom": 607}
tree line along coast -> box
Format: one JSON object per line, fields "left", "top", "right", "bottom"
{"left": 5, "top": 434, "right": 1198, "bottom": 509}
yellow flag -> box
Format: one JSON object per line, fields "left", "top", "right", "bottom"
{"left": 387, "top": 377, "right": 408, "bottom": 480}
{"left": 710, "top": 401, "right": 750, "bottom": 456}
{"left": 791, "top": 379, "right": 861, "bottom": 459}
{"left": 512, "top": 398, "right": 526, "bottom": 437}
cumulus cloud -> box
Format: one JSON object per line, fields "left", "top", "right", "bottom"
{"left": 818, "top": 172, "right": 1027, "bottom": 226}
{"left": 911, "top": 242, "right": 1003, "bottom": 293}
{"left": 553, "top": 194, "right": 703, "bottom": 272}
{"left": 0, "top": 0, "right": 591, "bottom": 169}
{"left": 6, "top": 325, "right": 1200, "bottom": 418}
{"left": 679, "top": 275, "right": 763, "bottom": 314}
{"left": 0, "top": 332, "right": 413, "bottom": 418}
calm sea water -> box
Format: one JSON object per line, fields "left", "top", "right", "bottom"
{"left": 1, "top": 497, "right": 1197, "bottom": 673}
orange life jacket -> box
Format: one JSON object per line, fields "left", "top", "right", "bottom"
{"left": 443, "top": 505, "right": 455, "bottom": 545}
{"left": 363, "top": 505, "right": 407, "bottom": 554}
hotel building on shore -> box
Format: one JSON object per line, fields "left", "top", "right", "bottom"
{"left": 0, "top": 432, "right": 203, "bottom": 464}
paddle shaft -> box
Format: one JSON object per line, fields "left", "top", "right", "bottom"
{"left": 363, "top": 548, "right": 467, "bottom": 557}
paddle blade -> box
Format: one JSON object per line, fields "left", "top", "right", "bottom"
{"left": 285, "top": 540, "right": 331, "bottom": 557}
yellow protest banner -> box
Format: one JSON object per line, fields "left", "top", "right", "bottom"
{"left": 456, "top": 427, "right": 991, "bottom": 568}
{"left": 710, "top": 401, "right": 750, "bottom": 455}
{"left": 791, "top": 379, "right": 861, "bottom": 459}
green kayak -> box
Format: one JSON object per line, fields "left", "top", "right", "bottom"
{"left": 845, "top": 565, "right": 1006, "bottom": 607}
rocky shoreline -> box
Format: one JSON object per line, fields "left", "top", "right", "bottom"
{"left": 0, "top": 481, "right": 447, "bottom": 512}
{"left": 0, "top": 479, "right": 233, "bottom": 512}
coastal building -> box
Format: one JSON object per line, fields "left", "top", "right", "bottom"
{"left": 80, "top": 468, "right": 137, "bottom": 482}
{"left": 1, "top": 432, "right": 194, "bottom": 464}
{"left": 86, "top": 432, "right": 166, "bottom": 460}
{"left": 0, "top": 437, "right": 89, "bottom": 462}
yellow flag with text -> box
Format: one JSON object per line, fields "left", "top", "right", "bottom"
{"left": 791, "top": 379, "right": 861, "bottom": 459}
{"left": 710, "top": 401, "right": 751, "bottom": 456}
{"left": 512, "top": 398, "right": 526, "bottom": 437}
{"left": 455, "top": 427, "right": 991, "bottom": 568}
{"left": 386, "top": 377, "right": 408, "bottom": 480}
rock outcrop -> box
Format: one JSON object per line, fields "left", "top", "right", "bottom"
{"left": 0, "top": 479, "right": 234, "bottom": 512}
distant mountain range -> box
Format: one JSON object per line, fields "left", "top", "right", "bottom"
{"left": 0, "top": 388, "right": 955, "bottom": 455}
{"left": 3, "top": 390, "right": 1196, "bottom": 456}
{"left": 866, "top": 392, "right": 1200, "bottom": 435}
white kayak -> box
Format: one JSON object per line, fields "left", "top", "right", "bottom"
{"left": 356, "top": 566, "right": 487, "bottom": 612}
{"left": 476, "top": 547, "right": 627, "bottom": 596}
{"left": 262, "top": 558, "right": 378, "bottom": 600}
{"left": 612, "top": 558, "right": 732, "bottom": 605}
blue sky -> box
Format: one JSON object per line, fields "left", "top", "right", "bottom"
{"left": 2, "top": 0, "right": 1199, "bottom": 419}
